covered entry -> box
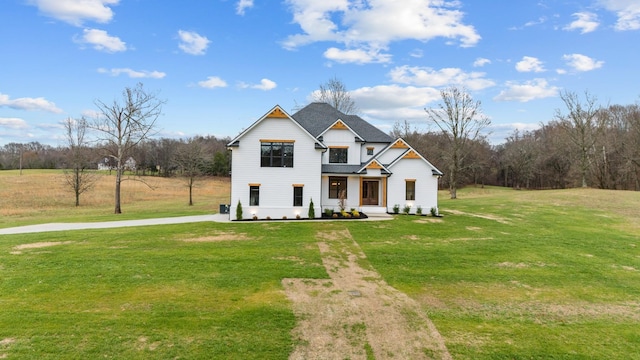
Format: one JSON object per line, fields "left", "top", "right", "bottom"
{"left": 360, "top": 178, "right": 386, "bottom": 206}
{"left": 362, "top": 180, "right": 378, "bottom": 205}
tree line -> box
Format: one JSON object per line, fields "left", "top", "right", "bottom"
{"left": 2, "top": 84, "right": 231, "bottom": 212}
{"left": 0, "top": 136, "right": 231, "bottom": 177}
{"left": 395, "top": 90, "right": 640, "bottom": 192}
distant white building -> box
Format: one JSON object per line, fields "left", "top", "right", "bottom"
{"left": 97, "top": 157, "right": 114, "bottom": 171}
{"left": 227, "top": 103, "right": 443, "bottom": 219}
{"left": 124, "top": 157, "right": 136, "bottom": 172}
{"left": 97, "top": 157, "right": 136, "bottom": 171}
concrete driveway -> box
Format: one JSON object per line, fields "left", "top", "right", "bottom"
{"left": 0, "top": 214, "right": 230, "bottom": 235}
{"left": 0, "top": 213, "right": 393, "bottom": 235}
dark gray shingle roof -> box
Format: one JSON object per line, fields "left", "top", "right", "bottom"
{"left": 292, "top": 103, "right": 392, "bottom": 143}
{"left": 321, "top": 164, "right": 390, "bottom": 175}
{"left": 321, "top": 164, "right": 363, "bottom": 174}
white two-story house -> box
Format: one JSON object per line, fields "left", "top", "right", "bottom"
{"left": 227, "top": 102, "right": 442, "bottom": 219}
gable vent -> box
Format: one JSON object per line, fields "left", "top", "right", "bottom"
{"left": 391, "top": 139, "right": 409, "bottom": 149}
{"left": 403, "top": 150, "right": 421, "bottom": 159}
{"left": 331, "top": 120, "right": 348, "bottom": 130}
{"left": 267, "top": 108, "right": 288, "bottom": 118}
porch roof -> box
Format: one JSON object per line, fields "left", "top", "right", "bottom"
{"left": 322, "top": 164, "right": 390, "bottom": 175}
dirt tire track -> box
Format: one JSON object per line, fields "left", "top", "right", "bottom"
{"left": 283, "top": 229, "right": 452, "bottom": 359}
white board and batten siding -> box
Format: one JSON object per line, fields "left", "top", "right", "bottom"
{"left": 321, "top": 128, "right": 360, "bottom": 165}
{"left": 360, "top": 143, "right": 388, "bottom": 162}
{"left": 229, "top": 116, "right": 323, "bottom": 219}
{"left": 386, "top": 156, "right": 439, "bottom": 214}
{"left": 320, "top": 175, "right": 363, "bottom": 212}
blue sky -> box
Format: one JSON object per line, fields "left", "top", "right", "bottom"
{"left": 1, "top": 0, "right": 639, "bottom": 146}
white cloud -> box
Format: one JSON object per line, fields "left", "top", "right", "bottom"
{"left": 81, "top": 109, "right": 101, "bottom": 119}
{"left": 77, "top": 28, "right": 126, "bottom": 52}
{"left": 236, "top": 0, "right": 254, "bottom": 15}
{"left": 351, "top": 84, "right": 441, "bottom": 110}
{"left": 515, "top": 56, "right": 546, "bottom": 73}
{"left": 562, "top": 53, "right": 604, "bottom": 71}
{"left": 324, "top": 47, "right": 392, "bottom": 64}
{"left": 0, "top": 93, "right": 63, "bottom": 113}
{"left": 473, "top": 57, "right": 491, "bottom": 67}
{"left": 524, "top": 17, "right": 548, "bottom": 28}
{"left": 345, "top": 84, "right": 443, "bottom": 125}
{"left": 598, "top": 0, "right": 640, "bottom": 30}
{"left": 178, "top": 30, "right": 210, "bottom": 55}
{"left": 198, "top": 76, "right": 228, "bottom": 89}
{"left": 0, "top": 117, "right": 29, "bottom": 129}
{"left": 489, "top": 122, "right": 542, "bottom": 144}
{"left": 29, "top": 0, "right": 119, "bottom": 26}
{"left": 239, "top": 78, "right": 277, "bottom": 91}
{"left": 564, "top": 12, "right": 599, "bottom": 33}
{"left": 409, "top": 49, "right": 424, "bottom": 58}
{"left": 493, "top": 79, "right": 559, "bottom": 102}
{"left": 97, "top": 68, "right": 166, "bottom": 79}
{"left": 388, "top": 65, "right": 495, "bottom": 91}
{"left": 283, "top": 0, "right": 480, "bottom": 64}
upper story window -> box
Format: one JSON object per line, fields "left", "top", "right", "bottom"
{"left": 261, "top": 141, "right": 294, "bottom": 167}
{"left": 329, "top": 147, "right": 348, "bottom": 163}
{"left": 366, "top": 147, "right": 374, "bottom": 156}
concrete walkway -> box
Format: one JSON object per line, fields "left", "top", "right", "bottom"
{"left": 0, "top": 214, "right": 230, "bottom": 235}
{"left": 0, "top": 213, "right": 393, "bottom": 235}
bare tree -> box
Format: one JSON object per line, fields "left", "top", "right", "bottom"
{"left": 174, "top": 138, "right": 204, "bottom": 206}
{"left": 555, "top": 90, "right": 603, "bottom": 188}
{"left": 503, "top": 129, "right": 538, "bottom": 189}
{"left": 426, "top": 86, "right": 490, "bottom": 199}
{"left": 90, "top": 83, "right": 165, "bottom": 214}
{"left": 62, "top": 117, "right": 98, "bottom": 206}
{"left": 537, "top": 121, "right": 573, "bottom": 189}
{"left": 312, "top": 76, "right": 359, "bottom": 114}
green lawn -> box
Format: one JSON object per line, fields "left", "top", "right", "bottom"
{"left": 0, "top": 187, "right": 639, "bottom": 359}
{"left": 354, "top": 187, "right": 640, "bottom": 359}
{"left": 0, "top": 222, "right": 326, "bottom": 359}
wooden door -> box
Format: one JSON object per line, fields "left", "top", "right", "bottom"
{"left": 362, "top": 180, "right": 379, "bottom": 205}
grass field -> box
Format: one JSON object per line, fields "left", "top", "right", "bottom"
{"left": 0, "top": 170, "right": 639, "bottom": 359}
{"left": 0, "top": 169, "right": 230, "bottom": 227}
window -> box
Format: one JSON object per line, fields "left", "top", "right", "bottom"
{"left": 261, "top": 141, "right": 294, "bottom": 167}
{"left": 366, "top": 147, "right": 374, "bottom": 156}
{"left": 329, "top": 177, "right": 347, "bottom": 199}
{"left": 329, "top": 147, "right": 348, "bottom": 163}
{"left": 293, "top": 186, "right": 303, "bottom": 207}
{"left": 405, "top": 180, "right": 416, "bottom": 201}
{"left": 250, "top": 185, "right": 260, "bottom": 206}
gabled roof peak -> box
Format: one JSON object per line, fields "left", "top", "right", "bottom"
{"left": 226, "top": 105, "right": 326, "bottom": 149}
{"left": 292, "top": 103, "right": 392, "bottom": 143}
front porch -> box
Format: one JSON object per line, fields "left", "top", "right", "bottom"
{"left": 359, "top": 205, "right": 388, "bottom": 214}
{"left": 321, "top": 174, "right": 389, "bottom": 214}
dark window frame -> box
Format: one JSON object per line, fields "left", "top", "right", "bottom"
{"left": 405, "top": 180, "right": 416, "bottom": 201}
{"left": 261, "top": 141, "right": 294, "bottom": 167}
{"left": 329, "top": 147, "right": 348, "bottom": 164}
{"left": 250, "top": 185, "right": 260, "bottom": 206}
{"left": 293, "top": 186, "right": 303, "bottom": 207}
{"left": 329, "top": 177, "right": 348, "bottom": 199}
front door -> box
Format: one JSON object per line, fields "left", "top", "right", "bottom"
{"left": 362, "top": 180, "right": 379, "bottom": 205}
